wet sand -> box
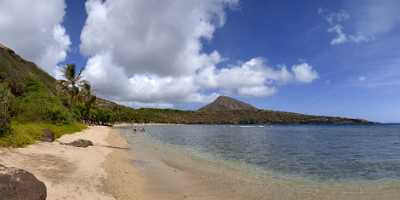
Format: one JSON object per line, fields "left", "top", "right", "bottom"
{"left": 114, "top": 125, "right": 400, "bottom": 200}
{"left": 103, "top": 128, "right": 145, "bottom": 200}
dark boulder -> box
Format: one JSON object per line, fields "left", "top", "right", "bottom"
{"left": 0, "top": 164, "right": 47, "bottom": 200}
{"left": 40, "top": 129, "right": 55, "bottom": 142}
{"left": 64, "top": 139, "right": 94, "bottom": 148}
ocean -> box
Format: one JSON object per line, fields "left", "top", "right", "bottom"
{"left": 118, "top": 124, "right": 400, "bottom": 199}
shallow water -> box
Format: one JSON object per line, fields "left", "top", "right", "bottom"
{"left": 117, "top": 124, "right": 400, "bottom": 200}
{"left": 144, "top": 124, "right": 400, "bottom": 181}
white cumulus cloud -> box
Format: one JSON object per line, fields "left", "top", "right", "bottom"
{"left": 0, "top": 0, "right": 70, "bottom": 74}
{"left": 292, "top": 63, "right": 319, "bottom": 83}
{"left": 81, "top": 0, "right": 318, "bottom": 106}
{"left": 197, "top": 58, "right": 315, "bottom": 96}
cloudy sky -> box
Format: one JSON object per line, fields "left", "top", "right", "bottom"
{"left": 0, "top": 0, "right": 400, "bottom": 122}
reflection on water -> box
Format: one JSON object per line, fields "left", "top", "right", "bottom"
{"left": 144, "top": 125, "right": 400, "bottom": 181}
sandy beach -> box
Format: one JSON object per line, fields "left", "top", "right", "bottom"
{"left": 0, "top": 126, "right": 135, "bottom": 200}
{"left": 104, "top": 127, "right": 145, "bottom": 200}
{"left": 0, "top": 125, "right": 269, "bottom": 200}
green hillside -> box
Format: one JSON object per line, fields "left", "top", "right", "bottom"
{"left": 0, "top": 45, "right": 85, "bottom": 146}
{"left": 0, "top": 47, "right": 73, "bottom": 123}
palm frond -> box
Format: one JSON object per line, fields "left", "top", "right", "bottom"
{"left": 64, "top": 64, "right": 76, "bottom": 81}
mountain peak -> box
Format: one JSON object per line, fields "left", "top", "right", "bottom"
{"left": 198, "top": 96, "right": 258, "bottom": 112}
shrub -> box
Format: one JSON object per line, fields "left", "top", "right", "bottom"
{"left": 89, "top": 108, "right": 115, "bottom": 125}
{"left": 0, "top": 84, "right": 11, "bottom": 135}
{"left": 7, "top": 80, "right": 24, "bottom": 97}
{"left": 9, "top": 79, "right": 74, "bottom": 124}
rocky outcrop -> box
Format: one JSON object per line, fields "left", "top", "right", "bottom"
{"left": 198, "top": 96, "right": 258, "bottom": 112}
{"left": 0, "top": 43, "right": 9, "bottom": 50}
{"left": 0, "top": 164, "right": 47, "bottom": 200}
{"left": 63, "top": 139, "right": 94, "bottom": 148}
{"left": 40, "top": 129, "right": 55, "bottom": 142}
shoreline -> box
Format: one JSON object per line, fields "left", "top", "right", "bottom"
{"left": 103, "top": 128, "right": 145, "bottom": 199}
{"left": 2, "top": 125, "right": 400, "bottom": 199}
{"left": 114, "top": 124, "right": 400, "bottom": 200}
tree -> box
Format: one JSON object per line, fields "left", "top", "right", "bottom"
{"left": 79, "top": 81, "right": 97, "bottom": 123}
{"left": 0, "top": 84, "right": 11, "bottom": 135}
{"left": 57, "top": 64, "right": 101, "bottom": 124}
{"left": 57, "top": 64, "right": 84, "bottom": 106}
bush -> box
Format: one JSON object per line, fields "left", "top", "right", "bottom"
{"left": 0, "top": 84, "right": 11, "bottom": 135}
{"left": 90, "top": 108, "right": 114, "bottom": 125}
{"left": 7, "top": 80, "right": 24, "bottom": 97}
{"left": 9, "top": 79, "right": 74, "bottom": 124}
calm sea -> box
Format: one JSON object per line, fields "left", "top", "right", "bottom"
{"left": 142, "top": 124, "right": 400, "bottom": 181}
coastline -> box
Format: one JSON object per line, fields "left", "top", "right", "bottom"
{"left": 113, "top": 124, "right": 400, "bottom": 200}
{"left": 1, "top": 125, "right": 400, "bottom": 200}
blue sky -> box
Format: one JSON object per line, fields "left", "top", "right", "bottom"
{"left": 198, "top": 0, "right": 400, "bottom": 122}
{"left": 1, "top": 0, "right": 399, "bottom": 122}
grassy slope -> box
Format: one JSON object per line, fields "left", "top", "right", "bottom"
{"left": 0, "top": 46, "right": 86, "bottom": 147}
{"left": 0, "top": 46, "right": 70, "bottom": 123}
{"left": 0, "top": 122, "right": 86, "bottom": 147}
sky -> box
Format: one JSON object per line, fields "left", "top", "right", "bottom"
{"left": 0, "top": 0, "right": 400, "bottom": 123}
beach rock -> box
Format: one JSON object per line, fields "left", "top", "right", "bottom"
{"left": 0, "top": 164, "right": 47, "bottom": 200}
{"left": 64, "top": 139, "right": 94, "bottom": 148}
{"left": 40, "top": 129, "right": 55, "bottom": 142}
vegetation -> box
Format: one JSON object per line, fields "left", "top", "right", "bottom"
{"left": 0, "top": 84, "right": 11, "bottom": 135}
{"left": 87, "top": 96, "right": 370, "bottom": 125}
{"left": 56, "top": 64, "right": 98, "bottom": 124}
{"left": 0, "top": 46, "right": 87, "bottom": 146}
{"left": 10, "top": 78, "right": 74, "bottom": 123}
{"left": 57, "top": 64, "right": 84, "bottom": 105}
{"left": 0, "top": 122, "right": 85, "bottom": 147}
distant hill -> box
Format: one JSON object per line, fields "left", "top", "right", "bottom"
{"left": 195, "top": 96, "right": 371, "bottom": 124}
{"left": 198, "top": 96, "right": 257, "bottom": 112}
{"left": 0, "top": 43, "right": 372, "bottom": 125}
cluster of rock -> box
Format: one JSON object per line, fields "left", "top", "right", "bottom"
{"left": 62, "top": 139, "right": 94, "bottom": 148}
{"left": 0, "top": 164, "right": 46, "bottom": 200}
{"left": 40, "top": 129, "right": 55, "bottom": 142}
{"left": 41, "top": 129, "right": 94, "bottom": 148}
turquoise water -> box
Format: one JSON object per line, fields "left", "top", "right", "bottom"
{"left": 142, "top": 124, "right": 400, "bottom": 181}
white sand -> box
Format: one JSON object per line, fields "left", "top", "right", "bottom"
{"left": 0, "top": 126, "right": 116, "bottom": 200}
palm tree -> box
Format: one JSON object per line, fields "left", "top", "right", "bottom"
{"left": 57, "top": 64, "right": 84, "bottom": 106}
{"left": 57, "top": 64, "right": 98, "bottom": 124}
{"left": 79, "top": 81, "right": 97, "bottom": 123}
